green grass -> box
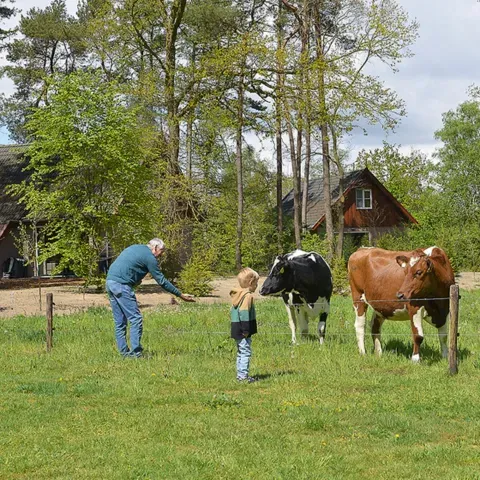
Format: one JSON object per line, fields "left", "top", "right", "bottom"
{"left": 1, "top": 291, "right": 480, "bottom": 479}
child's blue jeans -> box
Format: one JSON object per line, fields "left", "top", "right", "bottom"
{"left": 235, "top": 337, "right": 252, "bottom": 379}
{"left": 106, "top": 280, "right": 143, "bottom": 357}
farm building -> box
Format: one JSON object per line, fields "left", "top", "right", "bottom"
{"left": 282, "top": 168, "right": 418, "bottom": 243}
{"left": 0, "top": 144, "right": 68, "bottom": 278}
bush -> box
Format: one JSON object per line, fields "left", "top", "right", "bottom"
{"left": 177, "top": 254, "right": 214, "bottom": 297}
{"left": 331, "top": 256, "right": 350, "bottom": 295}
{"left": 300, "top": 232, "right": 329, "bottom": 257}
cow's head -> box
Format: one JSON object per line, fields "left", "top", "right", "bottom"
{"left": 395, "top": 248, "right": 442, "bottom": 300}
{"left": 259, "top": 255, "right": 293, "bottom": 297}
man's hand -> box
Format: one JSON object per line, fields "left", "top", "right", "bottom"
{"left": 180, "top": 293, "right": 196, "bottom": 302}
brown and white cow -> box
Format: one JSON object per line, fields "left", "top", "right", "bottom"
{"left": 348, "top": 246, "right": 455, "bottom": 362}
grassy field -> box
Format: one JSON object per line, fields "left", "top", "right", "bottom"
{"left": 1, "top": 291, "right": 480, "bottom": 479}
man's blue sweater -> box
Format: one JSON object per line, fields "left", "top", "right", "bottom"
{"left": 106, "top": 245, "right": 181, "bottom": 297}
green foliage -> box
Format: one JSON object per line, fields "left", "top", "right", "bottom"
{"left": 434, "top": 85, "right": 480, "bottom": 225}
{"left": 0, "top": 0, "right": 87, "bottom": 142}
{"left": 300, "top": 232, "right": 329, "bottom": 258}
{"left": 177, "top": 251, "right": 215, "bottom": 297}
{"left": 375, "top": 223, "right": 480, "bottom": 273}
{"left": 369, "top": 86, "right": 480, "bottom": 271}
{"left": 9, "top": 70, "right": 157, "bottom": 283}
{"left": 196, "top": 148, "right": 278, "bottom": 275}
{"left": 331, "top": 256, "right": 349, "bottom": 295}
{"left": 355, "top": 142, "right": 434, "bottom": 216}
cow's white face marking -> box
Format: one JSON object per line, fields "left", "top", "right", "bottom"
{"left": 268, "top": 258, "right": 281, "bottom": 276}
{"left": 409, "top": 256, "right": 420, "bottom": 267}
{"left": 424, "top": 246, "right": 437, "bottom": 256}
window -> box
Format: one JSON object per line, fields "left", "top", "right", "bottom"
{"left": 356, "top": 188, "right": 372, "bottom": 209}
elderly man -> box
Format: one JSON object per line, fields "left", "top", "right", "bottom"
{"left": 106, "top": 238, "right": 195, "bottom": 357}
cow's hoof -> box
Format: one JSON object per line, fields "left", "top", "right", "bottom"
{"left": 318, "top": 337, "right": 325, "bottom": 345}
{"left": 411, "top": 354, "right": 420, "bottom": 363}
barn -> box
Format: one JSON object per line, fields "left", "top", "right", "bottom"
{"left": 0, "top": 144, "right": 68, "bottom": 278}
{"left": 282, "top": 168, "right": 418, "bottom": 244}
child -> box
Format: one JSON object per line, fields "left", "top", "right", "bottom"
{"left": 230, "top": 267, "right": 259, "bottom": 383}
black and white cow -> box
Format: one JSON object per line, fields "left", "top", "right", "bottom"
{"left": 260, "top": 249, "right": 333, "bottom": 344}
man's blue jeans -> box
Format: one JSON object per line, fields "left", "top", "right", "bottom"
{"left": 106, "top": 280, "right": 143, "bottom": 357}
{"left": 235, "top": 337, "right": 252, "bottom": 380}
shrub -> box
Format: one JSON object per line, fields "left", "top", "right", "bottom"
{"left": 300, "top": 232, "right": 329, "bottom": 257}
{"left": 331, "top": 256, "right": 350, "bottom": 295}
{"left": 177, "top": 253, "right": 214, "bottom": 297}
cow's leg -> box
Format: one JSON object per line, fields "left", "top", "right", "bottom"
{"left": 410, "top": 310, "right": 425, "bottom": 362}
{"left": 298, "top": 306, "right": 309, "bottom": 339}
{"left": 285, "top": 304, "right": 298, "bottom": 344}
{"left": 354, "top": 299, "right": 367, "bottom": 355}
{"left": 370, "top": 313, "right": 384, "bottom": 356}
{"left": 437, "top": 322, "right": 448, "bottom": 359}
{"left": 317, "top": 312, "right": 327, "bottom": 345}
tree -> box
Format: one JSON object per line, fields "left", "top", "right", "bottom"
{"left": 0, "top": 0, "right": 87, "bottom": 142}
{"left": 9, "top": 70, "right": 157, "bottom": 283}
{"left": 0, "top": 0, "right": 16, "bottom": 48}
{"left": 434, "top": 85, "right": 480, "bottom": 224}
{"left": 272, "top": 0, "right": 418, "bottom": 258}
{"left": 355, "top": 142, "right": 433, "bottom": 216}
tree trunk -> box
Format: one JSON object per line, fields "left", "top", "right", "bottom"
{"left": 302, "top": 100, "right": 311, "bottom": 231}
{"left": 275, "top": 0, "right": 284, "bottom": 253}
{"left": 186, "top": 115, "right": 193, "bottom": 178}
{"left": 314, "top": 6, "right": 334, "bottom": 261}
{"left": 235, "top": 75, "right": 245, "bottom": 270}
{"left": 301, "top": 0, "right": 312, "bottom": 233}
{"left": 164, "top": 0, "right": 187, "bottom": 175}
{"left": 331, "top": 126, "right": 345, "bottom": 259}
{"left": 284, "top": 110, "right": 301, "bottom": 248}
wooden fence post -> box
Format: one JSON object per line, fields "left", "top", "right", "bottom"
{"left": 46, "top": 293, "right": 54, "bottom": 352}
{"left": 448, "top": 284, "right": 459, "bottom": 375}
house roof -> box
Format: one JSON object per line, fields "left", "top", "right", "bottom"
{"left": 282, "top": 169, "right": 364, "bottom": 229}
{"left": 282, "top": 168, "right": 417, "bottom": 229}
{"left": 0, "top": 144, "right": 30, "bottom": 224}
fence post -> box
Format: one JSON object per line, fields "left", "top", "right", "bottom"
{"left": 448, "top": 284, "right": 459, "bottom": 375}
{"left": 46, "top": 293, "right": 54, "bottom": 352}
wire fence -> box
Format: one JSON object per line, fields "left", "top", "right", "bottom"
{"left": 0, "top": 290, "right": 467, "bottom": 339}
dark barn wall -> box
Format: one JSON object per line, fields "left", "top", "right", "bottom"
{"left": 0, "top": 226, "right": 34, "bottom": 277}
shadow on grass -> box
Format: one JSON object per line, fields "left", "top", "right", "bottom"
{"left": 382, "top": 338, "right": 472, "bottom": 364}
{"left": 254, "top": 370, "right": 296, "bottom": 381}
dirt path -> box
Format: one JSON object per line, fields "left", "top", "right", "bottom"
{"left": 0, "top": 277, "right": 268, "bottom": 318}
{"left": 0, "top": 273, "right": 478, "bottom": 318}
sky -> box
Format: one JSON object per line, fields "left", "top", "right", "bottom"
{"left": 1, "top": 0, "right": 480, "bottom": 165}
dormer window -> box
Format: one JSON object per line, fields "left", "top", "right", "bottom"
{"left": 356, "top": 188, "right": 372, "bottom": 209}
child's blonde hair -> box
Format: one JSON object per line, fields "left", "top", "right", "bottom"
{"left": 237, "top": 267, "right": 259, "bottom": 288}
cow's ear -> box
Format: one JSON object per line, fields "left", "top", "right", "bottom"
{"left": 396, "top": 255, "right": 409, "bottom": 268}
{"left": 426, "top": 258, "right": 433, "bottom": 273}
{"left": 429, "top": 247, "right": 447, "bottom": 266}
